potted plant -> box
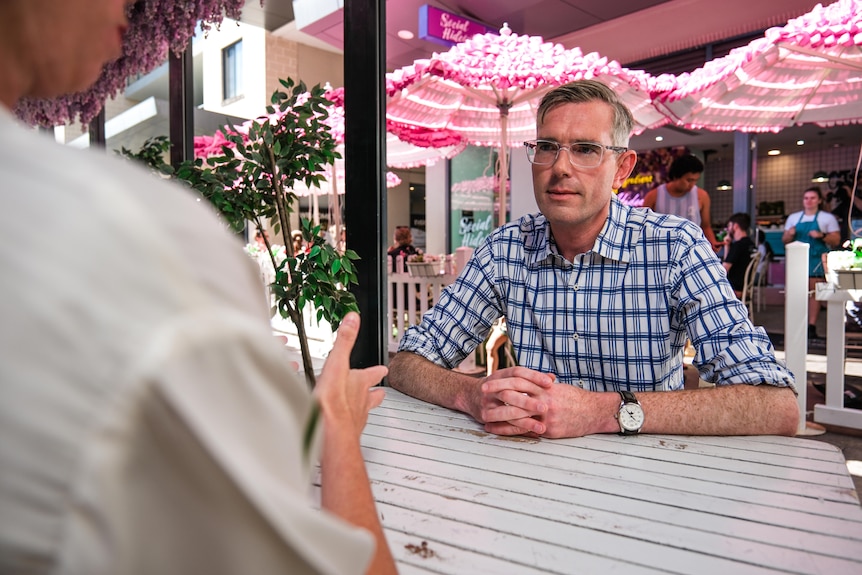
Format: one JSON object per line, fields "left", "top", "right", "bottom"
{"left": 122, "top": 79, "right": 359, "bottom": 386}
{"left": 406, "top": 251, "right": 442, "bottom": 277}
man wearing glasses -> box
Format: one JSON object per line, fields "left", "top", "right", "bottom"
{"left": 389, "top": 80, "right": 797, "bottom": 438}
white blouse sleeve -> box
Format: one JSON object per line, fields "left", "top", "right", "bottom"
{"left": 57, "top": 310, "right": 374, "bottom": 575}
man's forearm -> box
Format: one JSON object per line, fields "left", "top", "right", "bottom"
{"left": 388, "top": 351, "right": 483, "bottom": 418}
{"left": 636, "top": 384, "right": 799, "bottom": 436}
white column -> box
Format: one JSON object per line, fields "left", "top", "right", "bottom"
{"left": 784, "top": 241, "right": 809, "bottom": 435}
{"left": 510, "top": 144, "right": 538, "bottom": 220}
{"left": 425, "top": 161, "right": 448, "bottom": 255}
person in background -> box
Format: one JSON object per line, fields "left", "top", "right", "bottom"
{"left": 387, "top": 225, "right": 419, "bottom": 272}
{"left": 254, "top": 228, "right": 270, "bottom": 249}
{"left": 782, "top": 186, "right": 841, "bottom": 340}
{"left": 850, "top": 184, "right": 862, "bottom": 241}
{"left": 828, "top": 184, "right": 854, "bottom": 246}
{"left": 337, "top": 227, "right": 347, "bottom": 253}
{"left": 389, "top": 80, "right": 797, "bottom": 439}
{"left": 291, "top": 230, "right": 305, "bottom": 254}
{"left": 642, "top": 155, "right": 722, "bottom": 252}
{"left": 0, "top": 2, "right": 396, "bottom": 574}
{"left": 753, "top": 229, "right": 774, "bottom": 286}
{"left": 387, "top": 225, "right": 422, "bottom": 322}
{"left": 721, "top": 212, "right": 755, "bottom": 296}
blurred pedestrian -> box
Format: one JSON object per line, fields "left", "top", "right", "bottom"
{"left": 387, "top": 225, "right": 418, "bottom": 272}
{"left": 643, "top": 155, "right": 721, "bottom": 252}
{"left": 721, "top": 212, "right": 755, "bottom": 296}
{"left": 782, "top": 186, "right": 841, "bottom": 339}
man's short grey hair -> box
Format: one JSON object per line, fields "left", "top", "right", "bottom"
{"left": 536, "top": 80, "right": 634, "bottom": 147}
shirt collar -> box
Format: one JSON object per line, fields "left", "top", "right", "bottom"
{"left": 522, "top": 194, "right": 638, "bottom": 267}
{"left": 594, "top": 194, "right": 637, "bottom": 264}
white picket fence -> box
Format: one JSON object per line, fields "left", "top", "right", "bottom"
{"left": 387, "top": 254, "right": 459, "bottom": 353}
{"left": 259, "top": 250, "right": 473, "bottom": 360}
{"left": 270, "top": 302, "right": 337, "bottom": 360}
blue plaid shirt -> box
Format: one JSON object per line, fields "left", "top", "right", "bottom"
{"left": 399, "top": 195, "right": 795, "bottom": 393}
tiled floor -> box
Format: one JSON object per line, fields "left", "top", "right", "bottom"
{"left": 752, "top": 301, "right": 862, "bottom": 499}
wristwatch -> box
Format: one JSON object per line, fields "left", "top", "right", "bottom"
{"left": 616, "top": 390, "right": 644, "bottom": 435}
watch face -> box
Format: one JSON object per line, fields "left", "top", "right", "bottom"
{"left": 619, "top": 403, "right": 645, "bottom": 432}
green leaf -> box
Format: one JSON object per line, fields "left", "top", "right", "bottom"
{"left": 131, "top": 76, "right": 355, "bottom": 389}
{"left": 302, "top": 401, "right": 320, "bottom": 459}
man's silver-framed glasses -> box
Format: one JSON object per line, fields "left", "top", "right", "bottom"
{"left": 523, "top": 140, "right": 628, "bottom": 168}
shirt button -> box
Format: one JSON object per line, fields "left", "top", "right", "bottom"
{"left": 578, "top": 380, "right": 584, "bottom": 388}
{"left": 573, "top": 333, "right": 579, "bottom": 341}
{"left": 573, "top": 284, "right": 579, "bottom": 291}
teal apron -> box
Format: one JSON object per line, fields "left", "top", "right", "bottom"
{"left": 795, "top": 211, "right": 828, "bottom": 277}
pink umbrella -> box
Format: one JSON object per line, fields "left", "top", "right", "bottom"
{"left": 193, "top": 88, "right": 465, "bottom": 169}
{"left": 193, "top": 115, "right": 401, "bottom": 196}
{"left": 288, "top": 159, "right": 402, "bottom": 197}
{"left": 323, "top": 87, "right": 467, "bottom": 168}
{"left": 654, "top": 0, "right": 862, "bottom": 131}
{"left": 192, "top": 91, "right": 421, "bottom": 237}
{"left": 386, "top": 24, "right": 667, "bottom": 225}
{"left": 194, "top": 118, "right": 461, "bottom": 169}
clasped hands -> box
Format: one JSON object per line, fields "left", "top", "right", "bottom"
{"left": 472, "top": 366, "right": 602, "bottom": 438}
{"left": 783, "top": 226, "right": 822, "bottom": 241}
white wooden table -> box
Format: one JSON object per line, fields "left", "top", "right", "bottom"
{"left": 321, "top": 388, "right": 862, "bottom": 574}
{"left": 814, "top": 281, "right": 862, "bottom": 430}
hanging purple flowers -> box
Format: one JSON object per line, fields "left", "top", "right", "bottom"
{"left": 15, "top": 0, "right": 250, "bottom": 127}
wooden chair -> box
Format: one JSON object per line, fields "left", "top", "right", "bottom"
{"left": 739, "top": 251, "right": 762, "bottom": 320}
{"left": 753, "top": 267, "right": 767, "bottom": 312}
{"left": 753, "top": 250, "right": 771, "bottom": 312}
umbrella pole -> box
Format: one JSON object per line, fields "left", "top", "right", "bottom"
{"left": 498, "top": 104, "right": 510, "bottom": 227}
{"left": 330, "top": 164, "right": 343, "bottom": 249}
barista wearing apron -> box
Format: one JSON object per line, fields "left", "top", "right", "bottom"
{"left": 783, "top": 187, "right": 841, "bottom": 339}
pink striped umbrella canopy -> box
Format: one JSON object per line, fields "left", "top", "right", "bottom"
{"left": 194, "top": 87, "right": 466, "bottom": 172}
{"left": 385, "top": 24, "right": 666, "bottom": 225}
{"left": 386, "top": 24, "right": 667, "bottom": 146}
{"left": 654, "top": 0, "right": 862, "bottom": 131}
{"left": 319, "top": 87, "right": 467, "bottom": 169}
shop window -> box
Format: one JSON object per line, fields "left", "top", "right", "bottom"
{"left": 222, "top": 40, "right": 243, "bottom": 102}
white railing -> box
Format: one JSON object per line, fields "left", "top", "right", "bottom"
{"left": 271, "top": 302, "right": 336, "bottom": 359}
{"left": 258, "top": 249, "right": 474, "bottom": 360}
{"left": 387, "top": 254, "right": 459, "bottom": 353}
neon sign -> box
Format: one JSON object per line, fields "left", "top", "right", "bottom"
{"left": 418, "top": 4, "right": 495, "bottom": 47}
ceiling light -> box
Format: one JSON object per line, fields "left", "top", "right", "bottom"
{"left": 796, "top": 140, "right": 805, "bottom": 146}
{"left": 811, "top": 130, "right": 828, "bottom": 183}
{"left": 655, "top": 136, "right": 663, "bottom": 142}
{"left": 397, "top": 29, "right": 414, "bottom": 40}
{"left": 716, "top": 180, "right": 732, "bottom": 191}
{"left": 767, "top": 149, "right": 781, "bottom": 156}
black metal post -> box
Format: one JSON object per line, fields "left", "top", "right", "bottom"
{"left": 88, "top": 107, "right": 106, "bottom": 148}
{"left": 344, "top": 0, "right": 387, "bottom": 368}
{"left": 732, "top": 131, "right": 756, "bottom": 217}
{"left": 169, "top": 43, "right": 194, "bottom": 167}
